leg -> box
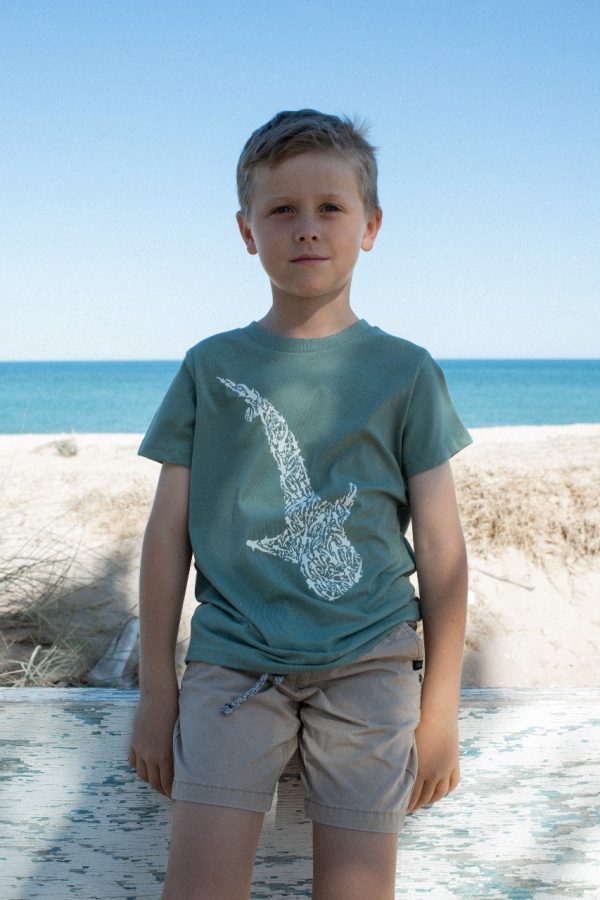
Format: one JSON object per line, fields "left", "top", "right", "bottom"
{"left": 161, "top": 801, "right": 265, "bottom": 900}
{"left": 312, "top": 822, "right": 398, "bottom": 900}
{"left": 166, "top": 663, "right": 300, "bottom": 897}
{"left": 299, "top": 625, "right": 423, "bottom": 900}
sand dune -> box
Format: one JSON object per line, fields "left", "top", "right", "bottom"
{"left": 1, "top": 426, "right": 598, "bottom": 687}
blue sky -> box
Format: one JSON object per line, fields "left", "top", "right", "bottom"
{"left": 2, "top": 0, "right": 599, "bottom": 360}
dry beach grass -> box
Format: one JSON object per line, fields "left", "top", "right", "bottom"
{"left": 1, "top": 426, "right": 599, "bottom": 687}
{"left": 455, "top": 427, "right": 600, "bottom": 563}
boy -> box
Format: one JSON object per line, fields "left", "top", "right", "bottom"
{"left": 130, "top": 109, "right": 471, "bottom": 900}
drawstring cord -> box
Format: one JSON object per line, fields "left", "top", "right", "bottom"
{"left": 221, "top": 672, "right": 285, "bottom": 716}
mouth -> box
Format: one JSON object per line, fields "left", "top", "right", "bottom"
{"left": 291, "top": 255, "right": 328, "bottom": 263}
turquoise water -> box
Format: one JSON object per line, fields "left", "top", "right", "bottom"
{"left": 442, "top": 358, "right": 600, "bottom": 427}
{"left": 0, "top": 359, "right": 598, "bottom": 433}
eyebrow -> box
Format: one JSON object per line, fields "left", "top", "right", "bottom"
{"left": 262, "top": 192, "right": 351, "bottom": 205}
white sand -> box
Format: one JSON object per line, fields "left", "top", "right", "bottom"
{"left": 1, "top": 426, "right": 599, "bottom": 687}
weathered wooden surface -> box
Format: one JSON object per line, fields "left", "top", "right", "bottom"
{"left": 0, "top": 688, "right": 598, "bottom": 899}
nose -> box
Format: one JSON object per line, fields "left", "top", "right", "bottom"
{"left": 295, "top": 216, "right": 319, "bottom": 242}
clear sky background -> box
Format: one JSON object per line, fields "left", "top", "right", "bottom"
{"left": 2, "top": 0, "right": 599, "bottom": 361}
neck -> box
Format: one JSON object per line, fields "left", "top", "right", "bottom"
{"left": 257, "top": 293, "right": 359, "bottom": 339}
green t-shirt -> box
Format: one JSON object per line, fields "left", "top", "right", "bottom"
{"left": 138, "top": 319, "right": 472, "bottom": 673}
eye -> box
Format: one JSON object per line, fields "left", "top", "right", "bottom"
{"left": 321, "top": 203, "right": 341, "bottom": 213}
{"left": 271, "top": 205, "right": 293, "bottom": 215}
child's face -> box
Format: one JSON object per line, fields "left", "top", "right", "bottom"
{"left": 237, "top": 151, "right": 382, "bottom": 308}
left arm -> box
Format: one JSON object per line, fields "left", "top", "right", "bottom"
{"left": 406, "top": 460, "right": 468, "bottom": 813}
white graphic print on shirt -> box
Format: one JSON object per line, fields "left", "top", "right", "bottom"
{"left": 218, "top": 378, "right": 363, "bottom": 601}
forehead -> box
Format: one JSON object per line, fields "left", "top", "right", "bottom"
{"left": 250, "top": 151, "right": 362, "bottom": 203}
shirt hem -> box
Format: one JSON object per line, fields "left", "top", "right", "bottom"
{"left": 185, "top": 609, "right": 423, "bottom": 673}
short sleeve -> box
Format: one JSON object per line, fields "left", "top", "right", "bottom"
{"left": 401, "top": 352, "right": 472, "bottom": 478}
{"left": 138, "top": 353, "right": 196, "bottom": 467}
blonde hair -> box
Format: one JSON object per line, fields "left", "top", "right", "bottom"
{"left": 237, "top": 109, "right": 380, "bottom": 215}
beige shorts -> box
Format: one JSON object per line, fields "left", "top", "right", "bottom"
{"left": 172, "top": 621, "right": 424, "bottom": 833}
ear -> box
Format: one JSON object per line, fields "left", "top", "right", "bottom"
{"left": 236, "top": 211, "right": 258, "bottom": 256}
{"left": 361, "top": 207, "right": 383, "bottom": 252}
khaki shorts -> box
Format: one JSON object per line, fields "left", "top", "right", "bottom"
{"left": 172, "top": 621, "right": 424, "bottom": 833}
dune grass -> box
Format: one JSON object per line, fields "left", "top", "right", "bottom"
{"left": 454, "top": 460, "right": 599, "bottom": 564}
{"left": 0, "top": 530, "right": 91, "bottom": 686}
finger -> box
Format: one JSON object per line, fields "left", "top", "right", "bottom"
{"left": 159, "top": 757, "right": 175, "bottom": 799}
{"left": 128, "top": 747, "right": 136, "bottom": 769}
{"left": 150, "top": 761, "right": 173, "bottom": 798}
{"left": 448, "top": 764, "right": 461, "bottom": 794}
{"left": 136, "top": 758, "right": 149, "bottom": 785}
{"left": 407, "top": 778, "right": 424, "bottom": 814}
{"left": 145, "top": 763, "right": 166, "bottom": 795}
{"left": 430, "top": 776, "right": 451, "bottom": 805}
{"left": 415, "top": 779, "right": 437, "bottom": 809}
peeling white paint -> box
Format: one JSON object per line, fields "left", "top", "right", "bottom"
{"left": 1, "top": 688, "right": 598, "bottom": 898}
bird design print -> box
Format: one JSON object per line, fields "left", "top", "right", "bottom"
{"left": 218, "top": 378, "right": 363, "bottom": 601}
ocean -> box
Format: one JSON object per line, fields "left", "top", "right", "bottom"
{"left": 0, "top": 359, "right": 599, "bottom": 434}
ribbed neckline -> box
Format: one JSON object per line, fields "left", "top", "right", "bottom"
{"left": 243, "top": 319, "right": 371, "bottom": 353}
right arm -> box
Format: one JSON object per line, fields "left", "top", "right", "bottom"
{"left": 129, "top": 463, "right": 192, "bottom": 798}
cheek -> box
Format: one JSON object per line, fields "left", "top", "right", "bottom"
{"left": 257, "top": 242, "right": 281, "bottom": 264}
{"left": 255, "top": 226, "right": 282, "bottom": 251}
{"left": 342, "top": 229, "right": 367, "bottom": 258}
{"left": 252, "top": 233, "right": 274, "bottom": 257}
{"left": 253, "top": 236, "right": 285, "bottom": 271}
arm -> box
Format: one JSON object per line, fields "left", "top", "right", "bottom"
{"left": 129, "top": 463, "right": 192, "bottom": 798}
{"left": 405, "top": 460, "right": 468, "bottom": 813}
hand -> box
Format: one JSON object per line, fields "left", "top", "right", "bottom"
{"left": 129, "top": 683, "right": 179, "bottom": 798}
{"left": 407, "top": 713, "right": 460, "bottom": 813}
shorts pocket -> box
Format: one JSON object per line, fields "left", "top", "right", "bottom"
{"left": 396, "top": 621, "right": 425, "bottom": 660}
